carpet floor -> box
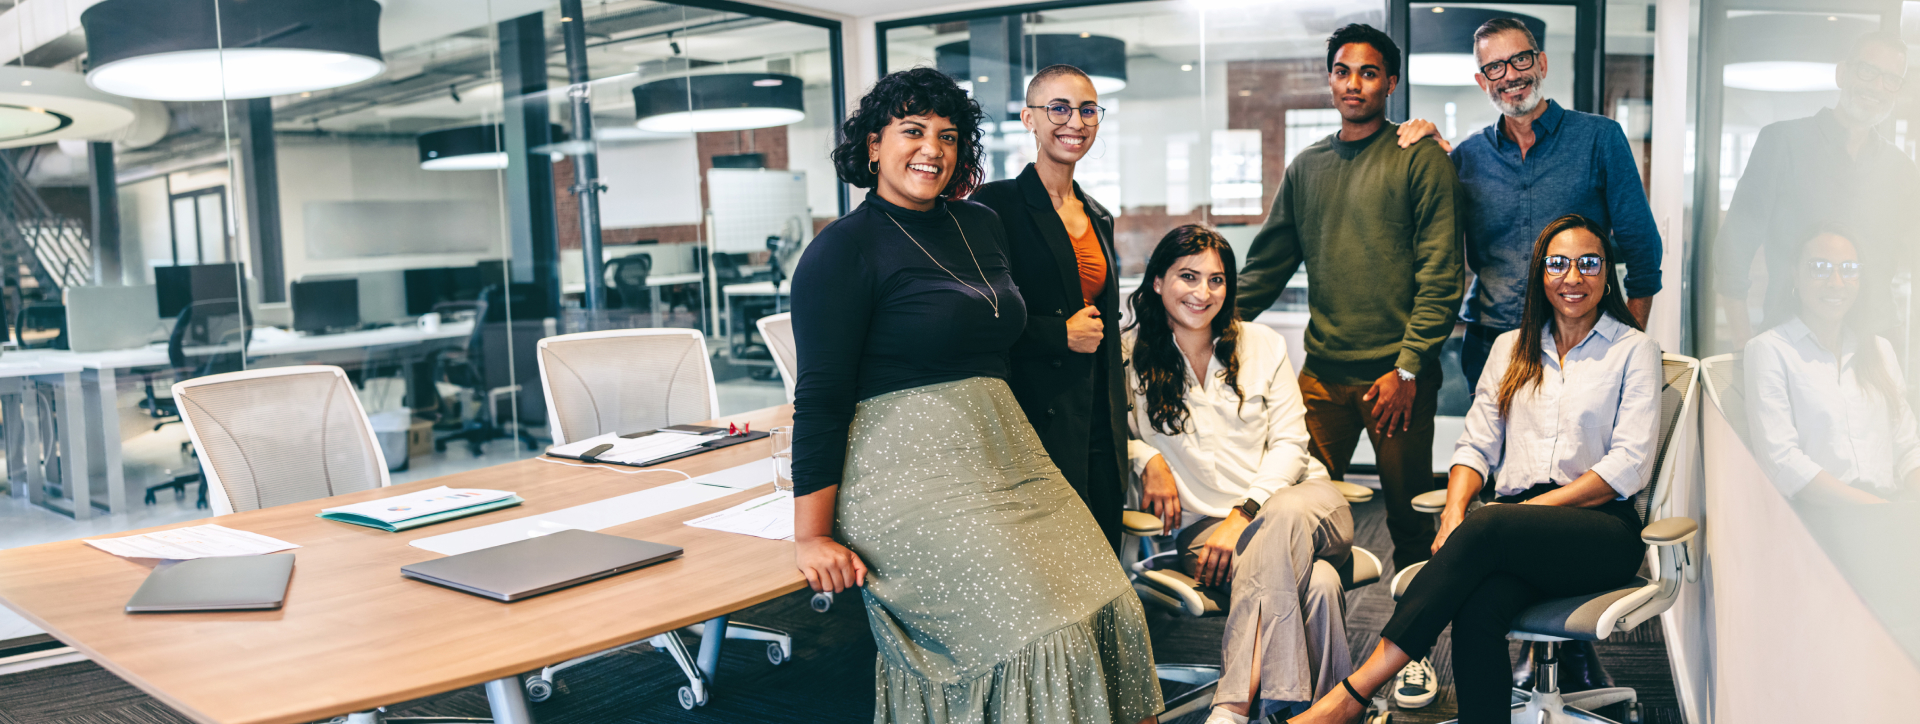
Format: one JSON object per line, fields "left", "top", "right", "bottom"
{"left": 0, "top": 496, "right": 1681, "bottom": 724}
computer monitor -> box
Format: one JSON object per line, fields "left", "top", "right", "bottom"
{"left": 155, "top": 263, "right": 245, "bottom": 320}
{"left": 403, "top": 265, "right": 488, "bottom": 316}
{"left": 290, "top": 278, "right": 361, "bottom": 334}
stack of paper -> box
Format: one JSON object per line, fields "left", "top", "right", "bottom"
{"left": 685, "top": 492, "right": 793, "bottom": 541}
{"left": 86, "top": 525, "right": 300, "bottom": 560}
{"left": 548, "top": 430, "right": 724, "bottom": 466}
{"left": 319, "top": 486, "right": 522, "bottom": 532}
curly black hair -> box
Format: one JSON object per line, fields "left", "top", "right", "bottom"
{"left": 1326, "top": 23, "right": 1401, "bottom": 78}
{"left": 831, "top": 67, "right": 987, "bottom": 199}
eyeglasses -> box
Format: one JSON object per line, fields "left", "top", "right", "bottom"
{"left": 1805, "top": 260, "right": 1863, "bottom": 280}
{"left": 1026, "top": 103, "right": 1106, "bottom": 126}
{"left": 1480, "top": 49, "right": 1539, "bottom": 82}
{"left": 1850, "top": 60, "right": 1906, "bottom": 92}
{"left": 1544, "top": 253, "right": 1605, "bottom": 277}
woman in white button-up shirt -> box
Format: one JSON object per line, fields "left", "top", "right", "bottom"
{"left": 1744, "top": 229, "right": 1920, "bottom": 504}
{"left": 1290, "top": 215, "right": 1660, "bottom": 724}
{"left": 1123, "top": 225, "right": 1356, "bottom": 724}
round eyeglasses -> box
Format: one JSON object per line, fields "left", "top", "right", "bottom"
{"left": 1480, "top": 49, "right": 1539, "bottom": 82}
{"left": 1026, "top": 103, "right": 1105, "bottom": 126}
{"left": 1544, "top": 253, "right": 1605, "bottom": 277}
{"left": 1850, "top": 61, "right": 1906, "bottom": 92}
{"left": 1805, "top": 259, "right": 1863, "bottom": 280}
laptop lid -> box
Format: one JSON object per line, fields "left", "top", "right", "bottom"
{"left": 126, "top": 554, "right": 296, "bottom": 613}
{"left": 400, "top": 529, "right": 682, "bottom": 602}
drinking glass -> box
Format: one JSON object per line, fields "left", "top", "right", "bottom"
{"left": 771, "top": 426, "right": 795, "bottom": 493}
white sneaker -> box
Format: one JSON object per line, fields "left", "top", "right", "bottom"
{"left": 1393, "top": 657, "right": 1438, "bottom": 709}
{"left": 1202, "top": 706, "right": 1249, "bottom": 724}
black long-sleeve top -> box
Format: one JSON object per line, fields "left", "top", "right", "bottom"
{"left": 789, "top": 192, "right": 1028, "bottom": 496}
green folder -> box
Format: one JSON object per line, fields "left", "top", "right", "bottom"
{"left": 318, "top": 496, "right": 524, "bottom": 532}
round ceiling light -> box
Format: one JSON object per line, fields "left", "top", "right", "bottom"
{"left": 1722, "top": 61, "right": 1838, "bottom": 92}
{"left": 1408, "top": 7, "right": 1547, "bottom": 86}
{"left": 0, "top": 67, "right": 136, "bottom": 149}
{"left": 1718, "top": 13, "right": 1871, "bottom": 93}
{"left": 81, "top": 0, "right": 385, "bottom": 101}
{"left": 633, "top": 73, "right": 806, "bottom": 133}
{"left": 418, "top": 124, "right": 567, "bottom": 171}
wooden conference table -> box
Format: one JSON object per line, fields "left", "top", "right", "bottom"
{"left": 0, "top": 404, "right": 806, "bottom": 724}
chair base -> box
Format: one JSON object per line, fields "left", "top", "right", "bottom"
{"left": 1426, "top": 686, "right": 1639, "bottom": 723}
{"left": 522, "top": 618, "right": 792, "bottom": 708}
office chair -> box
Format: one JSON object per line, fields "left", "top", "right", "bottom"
{"left": 1394, "top": 353, "right": 1702, "bottom": 724}
{"left": 1124, "top": 506, "right": 1388, "bottom": 721}
{"left": 142, "top": 299, "right": 252, "bottom": 509}
{"left": 13, "top": 302, "right": 66, "bottom": 349}
{"left": 531, "top": 328, "right": 793, "bottom": 709}
{"left": 755, "top": 312, "right": 796, "bottom": 402}
{"left": 428, "top": 295, "right": 542, "bottom": 454}
{"left": 605, "top": 254, "right": 652, "bottom": 313}
{"left": 172, "top": 365, "right": 490, "bottom": 724}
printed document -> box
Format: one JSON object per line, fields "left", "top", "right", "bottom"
{"left": 320, "top": 486, "right": 514, "bottom": 525}
{"left": 548, "top": 431, "right": 724, "bottom": 465}
{"left": 685, "top": 492, "right": 793, "bottom": 541}
{"left": 86, "top": 525, "right": 299, "bottom": 560}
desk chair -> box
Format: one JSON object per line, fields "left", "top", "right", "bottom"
{"left": 1394, "top": 353, "right": 1701, "bottom": 724}
{"left": 754, "top": 312, "right": 796, "bottom": 402}
{"left": 1124, "top": 505, "right": 1387, "bottom": 721}
{"left": 13, "top": 302, "right": 66, "bottom": 349}
{"left": 532, "top": 328, "right": 794, "bottom": 708}
{"left": 143, "top": 299, "right": 251, "bottom": 509}
{"left": 429, "top": 298, "right": 540, "bottom": 454}
{"left": 605, "top": 254, "right": 652, "bottom": 313}
{"left": 173, "top": 365, "right": 490, "bottom": 724}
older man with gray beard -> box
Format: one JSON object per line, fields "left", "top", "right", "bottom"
{"left": 1397, "top": 18, "right": 1663, "bottom": 394}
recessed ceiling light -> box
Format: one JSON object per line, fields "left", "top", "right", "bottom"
{"left": 1433, "top": 6, "right": 1446, "bottom": 12}
{"left": 1181, "top": 64, "right": 1193, "bottom": 71}
{"left": 978, "top": 75, "right": 990, "bottom": 83}
{"left": 1080, "top": 32, "right": 1091, "bottom": 38}
{"left": 18, "top": 80, "right": 29, "bottom": 86}
{"left": 1238, "top": 89, "right": 1251, "bottom": 96}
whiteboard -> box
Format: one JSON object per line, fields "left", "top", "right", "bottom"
{"left": 708, "top": 168, "right": 811, "bottom": 254}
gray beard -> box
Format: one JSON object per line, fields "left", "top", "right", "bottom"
{"left": 1836, "top": 91, "right": 1894, "bottom": 128}
{"left": 1488, "top": 80, "right": 1544, "bottom": 117}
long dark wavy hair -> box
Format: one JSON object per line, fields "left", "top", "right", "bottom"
{"left": 830, "top": 67, "right": 987, "bottom": 199}
{"left": 1793, "top": 225, "right": 1901, "bottom": 404}
{"left": 1127, "top": 224, "right": 1246, "bottom": 436}
{"left": 1497, "top": 214, "right": 1643, "bottom": 417}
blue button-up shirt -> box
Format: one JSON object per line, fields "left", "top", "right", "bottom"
{"left": 1451, "top": 100, "right": 1663, "bottom": 329}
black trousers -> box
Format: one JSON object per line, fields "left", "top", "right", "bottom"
{"left": 1379, "top": 495, "right": 1643, "bottom": 724}
{"left": 1083, "top": 358, "right": 1124, "bottom": 553}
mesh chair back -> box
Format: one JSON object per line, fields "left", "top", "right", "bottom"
{"left": 173, "top": 366, "right": 389, "bottom": 516}
{"left": 538, "top": 329, "right": 719, "bottom": 445}
{"left": 1636, "top": 355, "right": 1700, "bottom": 525}
{"left": 757, "top": 312, "right": 797, "bottom": 402}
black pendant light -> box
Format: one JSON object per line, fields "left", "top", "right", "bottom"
{"left": 418, "top": 124, "right": 568, "bottom": 171}
{"left": 82, "top": 0, "right": 385, "bottom": 101}
{"left": 633, "top": 73, "right": 806, "bottom": 133}
{"left": 936, "top": 34, "right": 1129, "bottom": 94}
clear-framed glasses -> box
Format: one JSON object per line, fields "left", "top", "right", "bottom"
{"left": 1026, "top": 103, "right": 1105, "bottom": 126}
{"left": 1544, "top": 253, "right": 1605, "bottom": 277}
{"left": 1805, "top": 259, "right": 1864, "bottom": 280}
{"left": 1480, "top": 49, "right": 1539, "bottom": 82}
{"left": 1850, "top": 60, "right": 1906, "bottom": 92}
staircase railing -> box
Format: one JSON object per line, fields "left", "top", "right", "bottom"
{"left": 0, "top": 150, "right": 92, "bottom": 293}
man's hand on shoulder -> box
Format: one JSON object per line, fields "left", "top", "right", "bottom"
{"left": 1396, "top": 119, "right": 1453, "bottom": 154}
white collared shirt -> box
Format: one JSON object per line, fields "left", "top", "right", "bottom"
{"left": 1123, "top": 322, "right": 1330, "bottom": 521}
{"left": 1743, "top": 317, "right": 1920, "bottom": 497}
{"left": 1452, "top": 313, "right": 1662, "bottom": 499}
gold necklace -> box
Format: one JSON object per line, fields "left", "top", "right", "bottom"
{"left": 881, "top": 208, "right": 1002, "bottom": 318}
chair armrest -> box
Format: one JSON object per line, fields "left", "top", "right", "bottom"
{"left": 1641, "top": 516, "right": 1698, "bottom": 546}
{"left": 1411, "top": 489, "right": 1449, "bottom": 514}
{"left": 1332, "top": 479, "right": 1375, "bottom": 503}
{"left": 1121, "top": 510, "right": 1164, "bottom": 537}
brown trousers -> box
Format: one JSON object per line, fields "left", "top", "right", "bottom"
{"left": 1297, "top": 370, "right": 1440, "bottom": 569}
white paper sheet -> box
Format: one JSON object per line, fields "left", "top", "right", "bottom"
{"left": 685, "top": 492, "right": 792, "bottom": 541}
{"left": 548, "top": 431, "right": 724, "bottom": 465}
{"left": 85, "top": 524, "right": 299, "bottom": 560}
{"left": 410, "top": 459, "right": 775, "bottom": 556}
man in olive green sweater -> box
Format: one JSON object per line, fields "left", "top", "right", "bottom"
{"left": 1236, "top": 24, "right": 1464, "bottom": 573}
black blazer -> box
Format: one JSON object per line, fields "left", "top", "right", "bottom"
{"left": 971, "top": 164, "right": 1129, "bottom": 544}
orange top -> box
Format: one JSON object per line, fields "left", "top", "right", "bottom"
{"left": 1069, "top": 220, "right": 1108, "bottom": 305}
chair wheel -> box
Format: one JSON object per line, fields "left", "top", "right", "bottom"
{"left": 767, "top": 642, "right": 787, "bottom": 665}
{"left": 677, "top": 685, "right": 706, "bottom": 709}
{"left": 811, "top": 591, "right": 834, "bottom": 612}
{"left": 1366, "top": 712, "right": 1392, "bottom": 724}
{"left": 524, "top": 677, "right": 554, "bottom": 702}
{"left": 1626, "top": 702, "right": 1644, "bottom": 724}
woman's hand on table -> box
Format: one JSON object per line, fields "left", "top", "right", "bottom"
{"left": 795, "top": 535, "right": 868, "bottom": 593}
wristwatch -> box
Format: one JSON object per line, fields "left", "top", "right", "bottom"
{"left": 1235, "top": 497, "right": 1262, "bottom": 520}
{"left": 1396, "top": 367, "right": 1417, "bottom": 382}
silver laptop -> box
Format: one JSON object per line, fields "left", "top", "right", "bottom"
{"left": 401, "top": 529, "right": 683, "bottom": 602}
{"left": 125, "top": 554, "right": 295, "bottom": 613}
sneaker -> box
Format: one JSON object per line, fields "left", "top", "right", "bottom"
{"left": 1202, "top": 706, "right": 1248, "bottom": 724}
{"left": 1393, "top": 657, "right": 1438, "bottom": 709}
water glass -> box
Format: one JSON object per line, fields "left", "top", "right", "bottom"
{"left": 771, "top": 426, "right": 795, "bottom": 493}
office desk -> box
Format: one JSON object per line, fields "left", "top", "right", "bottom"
{"left": 11, "top": 322, "right": 475, "bottom": 518}
{"left": 0, "top": 359, "right": 88, "bottom": 518}
{"left": 563, "top": 272, "right": 705, "bottom": 329}
{"left": 0, "top": 404, "right": 803, "bottom": 724}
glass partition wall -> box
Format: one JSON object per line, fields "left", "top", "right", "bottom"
{"left": 0, "top": 0, "right": 840, "bottom": 556}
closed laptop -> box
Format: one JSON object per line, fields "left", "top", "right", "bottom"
{"left": 126, "top": 554, "right": 296, "bottom": 613}
{"left": 401, "top": 529, "right": 682, "bottom": 602}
